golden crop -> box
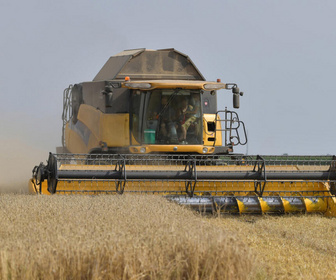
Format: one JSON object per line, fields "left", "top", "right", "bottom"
{"left": 0, "top": 194, "right": 253, "bottom": 280}
{"left": 1, "top": 194, "right": 336, "bottom": 279}
{"left": 209, "top": 215, "right": 336, "bottom": 279}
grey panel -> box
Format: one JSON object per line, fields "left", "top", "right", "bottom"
{"left": 93, "top": 56, "right": 132, "bottom": 81}
{"left": 107, "top": 88, "right": 130, "bottom": 113}
{"left": 82, "top": 81, "right": 106, "bottom": 111}
{"left": 93, "top": 49, "right": 205, "bottom": 82}
{"left": 117, "top": 50, "right": 204, "bottom": 80}
{"left": 202, "top": 91, "right": 217, "bottom": 114}
{"left": 113, "top": 48, "right": 145, "bottom": 57}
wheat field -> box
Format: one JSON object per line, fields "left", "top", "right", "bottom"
{"left": 209, "top": 215, "right": 336, "bottom": 279}
{"left": 0, "top": 194, "right": 254, "bottom": 280}
{"left": 0, "top": 194, "right": 335, "bottom": 280}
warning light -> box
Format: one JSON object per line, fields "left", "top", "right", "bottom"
{"left": 125, "top": 76, "right": 130, "bottom": 81}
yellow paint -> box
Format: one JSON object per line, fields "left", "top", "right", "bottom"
{"left": 65, "top": 124, "right": 89, "bottom": 154}
{"left": 100, "top": 113, "right": 130, "bottom": 147}
{"left": 236, "top": 199, "right": 246, "bottom": 214}
{"left": 203, "top": 114, "right": 222, "bottom": 146}
{"left": 259, "top": 198, "right": 272, "bottom": 213}
{"left": 65, "top": 105, "right": 130, "bottom": 153}
{"left": 77, "top": 104, "right": 101, "bottom": 140}
{"left": 304, "top": 197, "right": 327, "bottom": 213}
{"left": 323, "top": 182, "right": 336, "bottom": 217}
{"left": 281, "top": 197, "right": 305, "bottom": 213}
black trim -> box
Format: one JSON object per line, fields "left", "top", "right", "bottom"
{"left": 213, "top": 146, "right": 232, "bottom": 155}
{"left": 89, "top": 147, "right": 130, "bottom": 154}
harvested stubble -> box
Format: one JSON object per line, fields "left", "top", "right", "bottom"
{"left": 0, "top": 194, "right": 254, "bottom": 280}
{"left": 209, "top": 215, "right": 336, "bottom": 280}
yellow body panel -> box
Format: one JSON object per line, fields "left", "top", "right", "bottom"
{"left": 203, "top": 114, "right": 222, "bottom": 146}
{"left": 78, "top": 104, "right": 101, "bottom": 140}
{"left": 65, "top": 124, "right": 88, "bottom": 154}
{"left": 65, "top": 104, "right": 130, "bottom": 153}
{"left": 100, "top": 113, "right": 130, "bottom": 147}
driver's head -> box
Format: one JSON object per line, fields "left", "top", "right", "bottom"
{"left": 161, "top": 95, "right": 168, "bottom": 105}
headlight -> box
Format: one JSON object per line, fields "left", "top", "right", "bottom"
{"left": 140, "top": 147, "right": 146, "bottom": 153}
{"left": 124, "top": 82, "right": 152, "bottom": 89}
{"left": 203, "top": 83, "right": 226, "bottom": 90}
{"left": 202, "top": 147, "right": 208, "bottom": 154}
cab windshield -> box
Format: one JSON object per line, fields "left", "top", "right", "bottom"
{"left": 131, "top": 89, "right": 202, "bottom": 145}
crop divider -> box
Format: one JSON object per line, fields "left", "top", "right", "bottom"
{"left": 115, "top": 155, "right": 126, "bottom": 194}
{"left": 253, "top": 155, "right": 267, "bottom": 197}
{"left": 184, "top": 156, "right": 197, "bottom": 197}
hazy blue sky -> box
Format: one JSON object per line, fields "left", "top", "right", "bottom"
{"left": 1, "top": 0, "right": 336, "bottom": 182}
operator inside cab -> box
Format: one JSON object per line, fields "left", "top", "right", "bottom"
{"left": 132, "top": 89, "right": 202, "bottom": 145}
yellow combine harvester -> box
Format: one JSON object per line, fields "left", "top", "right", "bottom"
{"left": 29, "top": 48, "right": 336, "bottom": 216}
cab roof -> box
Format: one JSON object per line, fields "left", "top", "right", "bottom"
{"left": 93, "top": 48, "right": 205, "bottom": 82}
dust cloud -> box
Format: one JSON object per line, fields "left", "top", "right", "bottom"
{"left": 0, "top": 138, "right": 48, "bottom": 193}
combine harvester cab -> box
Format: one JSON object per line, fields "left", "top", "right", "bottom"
{"left": 59, "top": 48, "right": 246, "bottom": 155}
{"left": 29, "top": 49, "right": 336, "bottom": 217}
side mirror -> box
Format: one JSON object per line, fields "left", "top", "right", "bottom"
{"left": 104, "top": 92, "right": 113, "bottom": 107}
{"left": 225, "top": 83, "right": 244, "bottom": 109}
{"left": 232, "top": 87, "right": 244, "bottom": 109}
{"left": 233, "top": 92, "right": 240, "bottom": 108}
{"left": 103, "top": 85, "right": 114, "bottom": 107}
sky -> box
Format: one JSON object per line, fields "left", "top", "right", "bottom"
{"left": 1, "top": 0, "right": 336, "bottom": 186}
